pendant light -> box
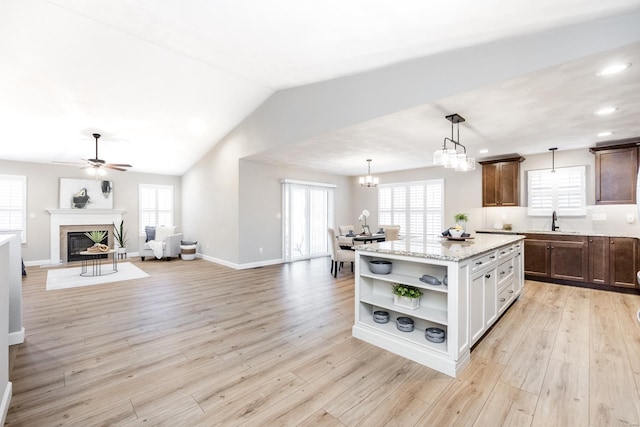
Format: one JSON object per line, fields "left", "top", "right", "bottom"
{"left": 433, "top": 114, "right": 475, "bottom": 171}
{"left": 549, "top": 147, "right": 557, "bottom": 173}
{"left": 359, "top": 159, "right": 379, "bottom": 187}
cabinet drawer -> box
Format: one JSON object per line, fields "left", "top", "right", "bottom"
{"left": 498, "top": 282, "right": 515, "bottom": 313}
{"left": 497, "top": 244, "right": 516, "bottom": 259}
{"left": 497, "top": 258, "right": 514, "bottom": 289}
{"left": 471, "top": 251, "right": 497, "bottom": 272}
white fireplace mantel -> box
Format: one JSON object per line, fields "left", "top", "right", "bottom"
{"left": 48, "top": 209, "right": 124, "bottom": 264}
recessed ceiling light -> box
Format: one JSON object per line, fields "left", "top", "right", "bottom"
{"left": 595, "top": 107, "right": 617, "bottom": 116}
{"left": 597, "top": 62, "right": 631, "bottom": 76}
{"left": 597, "top": 131, "right": 613, "bottom": 137}
{"left": 479, "top": 149, "right": 489, "bottom": 154}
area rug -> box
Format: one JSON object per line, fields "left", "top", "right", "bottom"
{"left": 46, "top": 262, "right": 150, "bottom": 291}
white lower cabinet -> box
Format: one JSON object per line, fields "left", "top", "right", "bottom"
{"left": 470, "top": 267, "right": 497, "bottom": 346}
{"left": 353, "top": 239, "right": 524, "bottom": 378}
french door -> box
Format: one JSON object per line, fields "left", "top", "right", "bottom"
{"left": 282, "top": 180, "right": 335, "bottom": 262}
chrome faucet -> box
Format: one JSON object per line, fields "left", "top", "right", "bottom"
{"left": 551, "top": 210, "right": 560, "bottom": 231}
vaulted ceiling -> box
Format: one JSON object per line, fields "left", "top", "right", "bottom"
{"left": 1, "top": 0, "right": 640, "bottom": 175}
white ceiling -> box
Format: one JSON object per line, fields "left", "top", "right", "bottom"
{"left": 1, "top": 0, "right": 640, "bottom": 176}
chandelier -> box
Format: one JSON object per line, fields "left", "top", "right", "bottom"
{"left": 433, "top": 113, "right": 476, "bottom": 171}
{"left": 359, "top": 159, "right": 379, "bottom": 187}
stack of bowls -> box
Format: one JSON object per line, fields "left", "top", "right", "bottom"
{"left": 396, "top": 317, "right": 414, "bottom": 332}
{"left": 373, "top": 310, "right": 389, "bottom": 324}
{"left": 425, "top": 327, "right": 445, "bottom": 343}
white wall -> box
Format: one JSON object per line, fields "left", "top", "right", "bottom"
{"left": 0, "top": 159, "right": 182, "bottom": 264}
{"left": 182, "top": 12, "right": 640, "bottom": 267}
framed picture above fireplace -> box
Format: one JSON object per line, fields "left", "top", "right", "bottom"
{"left": 59, "top": 178, "right": 113, "bottom": 209}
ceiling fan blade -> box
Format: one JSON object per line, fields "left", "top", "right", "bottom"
{"left": 53, "top": 160, "right": 85, "bottom": 166}
{"left": 104, "top": 165, "right": 128, "bottom": 171}
{"left": 106, "top": 163, "right": 132, "bottom": 168}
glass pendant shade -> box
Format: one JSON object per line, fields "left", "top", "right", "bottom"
{"left": 434, "top": 148, "right": 456, "bottom": 166}
{"left": 443, "top": 152, "right": 459, "bottom": 168}
{"left": 455, "top": 155, "right": 476, "bottom": 171}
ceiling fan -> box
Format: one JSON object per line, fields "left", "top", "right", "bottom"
{"left": 57, "top": 133, "right": 132, "bottom": 175}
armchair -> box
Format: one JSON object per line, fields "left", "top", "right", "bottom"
{"left": 139, "top": 225, "right": 183, "bottom": 261}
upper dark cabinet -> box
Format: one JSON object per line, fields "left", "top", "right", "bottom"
{"left": 590, "top": 139, "right": 640, "bottom": 205}
{"left": 479, "top": 156, "right": 525, "bottom": 207}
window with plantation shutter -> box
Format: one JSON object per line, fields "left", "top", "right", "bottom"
{"left": 0, "top": 175, "right": 27, "bottom": 243}
{"left": 139, "top": 184, "right": 174, "bottom": 233}
{"left": 378, "top": 180, "right": 444, "bottom": 238}
{"left": 527, "top": 166, "right": 586, "bottom": 216}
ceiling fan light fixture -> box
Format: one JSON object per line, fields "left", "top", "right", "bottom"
{"left": 597, "top": 131, "right": 613, "bottom": 137}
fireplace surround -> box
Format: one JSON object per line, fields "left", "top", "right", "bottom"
{"left": 47, "top": 209, "right": 124, "bottom": 264}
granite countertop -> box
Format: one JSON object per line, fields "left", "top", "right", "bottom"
{"left": 355, "top": 233, "right": 525, "bottom": 262}
{"left": 475, "top": 229, "right": 639, "bottom": 238}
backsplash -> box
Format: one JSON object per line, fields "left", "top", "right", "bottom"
{"left": 481, "top": 205, "right": 640, "bottom": 237}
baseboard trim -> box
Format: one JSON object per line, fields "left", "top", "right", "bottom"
{"left": 199, "top": 254, "right": 283, "bottom": 270}
{"left": 8, "top": 327, "right": 25, "bottom": 345}
{"left": 0, "top": 381, "right": 12, "bottom": 426}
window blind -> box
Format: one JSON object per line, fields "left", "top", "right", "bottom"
{"left": 527, "top": 166, "right": 586, "bottom": 216}
{"left": 378, "top": 179, "right": 444, "bottom": 238}
{"left": 0, "top": 175, "right": 27, "bottom": 243}
{"left": 139, "top": 184, "right": 174, "bottom": 233}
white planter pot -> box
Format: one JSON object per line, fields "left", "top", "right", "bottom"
{"left": 393, "top": 294, "right": 420, "bottom": 310}
{"left": 117, "top": 247, "right": 127, "bottom": 254}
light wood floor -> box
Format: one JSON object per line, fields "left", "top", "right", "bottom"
{"left": 6, "top": 257, "right": 640, "bottom": 426}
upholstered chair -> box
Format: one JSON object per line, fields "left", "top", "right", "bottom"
{"left": 337, "top": 224, "right": 355, "bottom": 247}
{"left": 327, "top": 228, "right": 355, "bottom": 277}
{"left": 139, "top": 225, "right": 183, "bottom": 261}
{"left": 382, "top": 225, "right": 401, "bottom": 241}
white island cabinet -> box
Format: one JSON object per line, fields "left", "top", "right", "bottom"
{"left": 352, "top": 234, "right": 524, "bottom": 378}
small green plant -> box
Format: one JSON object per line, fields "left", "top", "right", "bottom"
{"left": 84, "top": 230, "right": 107, "bottom": 244}
{"left": 391, "top": 283, "right": 423, "bottom": 299}
{"left": 113, "top": 220, "right": 128, "bottom": 248}
{"left": 454, "top": 213, "right": 469, "bottom": 222}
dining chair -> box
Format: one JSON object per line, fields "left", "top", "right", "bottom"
{"left": 327, "top": 227, "right": 355, "bottom": 278}
{"left": 383, "top": 225, "right": 401, "bottom": 241}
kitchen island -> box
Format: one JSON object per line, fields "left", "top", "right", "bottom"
{"left": 352, "top": 233, "right": 525, "bottom": 377}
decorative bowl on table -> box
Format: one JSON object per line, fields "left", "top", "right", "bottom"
{"left": 448, "top": 228, "right": 464, "bottom": 238}
{"left": 369, "top": 260, "right": 392, "bottom": 274}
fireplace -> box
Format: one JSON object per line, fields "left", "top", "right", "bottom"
{"left": 47, "top": 209, "right": 124, "bottom": 264}
{"left": 67, "top": 231, "right": 108, "bottom": 262}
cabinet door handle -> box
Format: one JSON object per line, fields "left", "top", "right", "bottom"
{"left": 476, "top": 261, "right": 483, "bottom": 265}
{"left": 500, "top": 298, "right": 506, "bottom": 302}
{"left": 509, "top": 266, "right": 514, "bottom": 270}
{"left": 500, "top": 271, "right": 505, "bottom": 275}
{"left": 500, "top": 251, "right": 506, "bottom": 255}
{"left": 490, "top": 255, "right": 496, "bottom": 259}
{"left": 485, "top": 274, "right": 491, "bottom": 279}
{"left": 611, "top": 241, "right": 615, "bottom": 245}
{"left": 509, "top": 290, "right": 514, "bottom": 293}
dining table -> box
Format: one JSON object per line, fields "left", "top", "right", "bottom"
{"left": 352, "top": 233, "right": 386, "bottom": 244}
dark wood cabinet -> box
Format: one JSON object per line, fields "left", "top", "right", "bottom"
{"left": 590, "top": 140, "right": 640, "bottom": 205}
{"left": 479, "top": 156, "right": 524, "bottom": 207}
{"left": 525, "top": 233, "right": 638, "bottom": 290}
{"left": 524, "top": 234, "right": 588, "bottom": 282}
{"left": 588, "top": 236, "right": 609, "bottom": 285}
{"left": 523, "top": 238, "right": 551, "bottom": 277}
{"left": 609, "top": 237, "right": 638, "bottom": 288}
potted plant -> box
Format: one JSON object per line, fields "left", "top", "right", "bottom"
{"left": 454, "top": 213, "right": 468, "bottom": 230}
{"left": 391, "top": 283, "right": 423, "bottom": 310}
{"left": 84, "top": 230, "right": 108, "bottom": 253}
{"left": 113, "top": 220, "right": 128, "bottom": 256}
